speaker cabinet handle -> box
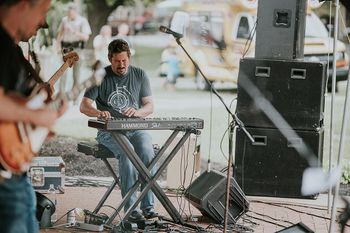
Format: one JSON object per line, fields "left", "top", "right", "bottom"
{"left": 255, "top": 66, "right": 270, "bottom": 78}
{"left": 274, "top": 9, "right": 291, "bottom": 28}
{"left": 291, "top": 68, "right": 306, "bottom": 80}
{"left": 252, "top": 135, "right": 267, "bottom": 146}
{"left": 287, "top": 138, "right": 302, "bottom": 148}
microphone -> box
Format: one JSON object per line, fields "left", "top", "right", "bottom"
{"left": 159, "top": 26, "right": 183, "bottom": 38}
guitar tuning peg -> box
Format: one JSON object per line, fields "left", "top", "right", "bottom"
{"left": 62, "top": 47, "right": 74, "bottom": 55}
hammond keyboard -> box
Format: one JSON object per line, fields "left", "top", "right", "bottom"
{"left": 88, "top": 117, "right": 204, "bottom": 130}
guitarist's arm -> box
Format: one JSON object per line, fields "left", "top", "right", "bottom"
{"left": 0, "top": 87, "right": 67, "bottom": 128}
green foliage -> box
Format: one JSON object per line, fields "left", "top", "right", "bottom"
{"left": 341, "top": 165, "right": 350, "bottom": 184}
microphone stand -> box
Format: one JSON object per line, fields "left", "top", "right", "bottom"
{"left": 173, "top": 37, "right": 254, "bottom": 232}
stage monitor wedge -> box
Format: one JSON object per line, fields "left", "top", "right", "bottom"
{"left": 185, "top": 170, "right": 249, "bottom": 224}
{"left": 255, "top": 0, "right": 307, "bottom": 60}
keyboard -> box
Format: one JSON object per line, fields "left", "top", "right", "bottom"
{"left": 88, "top": 117, "right": 204, "bottom": 130}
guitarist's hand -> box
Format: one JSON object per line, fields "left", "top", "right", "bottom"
{"left": 30, "top": 100, "right": 68, "bottom": 128}
{"left": 38, "top": 83, "right": 54, "bottom": 102}
{"left": 57, "top": 99, "right": 68, "bottom": 117}
{"left": 31, "top": 108, "right": 61, "bottom": 128}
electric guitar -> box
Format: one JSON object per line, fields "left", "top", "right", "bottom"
{"left": 0, "top": 61, "right": 105, "bottom": 174}
{"left": 29, "top": 51, "right": 79, "bottom": 99}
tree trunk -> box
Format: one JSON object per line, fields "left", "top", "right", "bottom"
{"left": 85, "top": 1, "right": 121, "bottom": 49}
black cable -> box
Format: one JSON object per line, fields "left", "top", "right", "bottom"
{"left": 219, "top": 97, "right": 239, "bottom": 172}
{"left": 51, "top": 208, "right": 75, "bottom": 227}
{"left": 241, "top": 217, "right": 259, "bottom": 226}
{"left": 249, "top": 210, "right": 294, "bottom": 225}
{"left": 101, "top": 204, "right": 118, "bottom": 212}
{"left": 219, "top": 124, "right": 230, "bottom": 161}
{"left": 245, "top": 213, "right": 288, "bottom": 228}
{"left": 242, "top": 20, "right": 257, "bottom": 58}
{"left": 250, "top": 200, "right": 329, "bottom": 211}
{"left": 250, "top": 200, "right": 350, "bottom": 227}
{"left": 101, "top": 204, "right": 122, "bottom": 222}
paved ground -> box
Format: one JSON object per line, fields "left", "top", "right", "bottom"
{"left": 38, "top": 184, "right": 350, "bottom": 233}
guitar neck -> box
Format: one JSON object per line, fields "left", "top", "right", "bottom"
{"left": 64, "top": 77, "right": 97, "bottom": 102}
{"left": 47, "top": 62, "right": 70, "bottom": 86}
{"left": 35, "top": 64, "right": 105, "bottom": 110}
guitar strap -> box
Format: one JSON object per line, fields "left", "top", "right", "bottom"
{"left": 22, "top": 54, "right": 44, "bottom": 84}
{"left": 16, "top": 45, "right": 44, "bottom": 85}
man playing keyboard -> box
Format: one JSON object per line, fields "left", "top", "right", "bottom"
{"left": 80, "top": 39, "right": 157, "bottom": 222}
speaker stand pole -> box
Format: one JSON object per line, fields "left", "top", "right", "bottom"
{"left": 223, "top": 121, "right": 236, "bottom": 232}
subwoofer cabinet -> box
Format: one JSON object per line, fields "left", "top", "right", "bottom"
{"left": 234, "top": 127, "right": 324, "bottom": 198}
{"left": 255, "top": 0, "right": 307, "bottom": 59}
{"left": 236, "top": 58, "right": 326, "bottom": 130}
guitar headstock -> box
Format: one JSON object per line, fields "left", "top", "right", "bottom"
{"left": 63, "top": 51, "right": 79, "bottom": 67}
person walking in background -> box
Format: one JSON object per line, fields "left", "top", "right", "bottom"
{"left": 56, "top": 2, "right": 91, "bottom": 94}
{"left": 160, "top": 42, "right": 181, "bottom": 91}
{"left": 0, "top": 0, "right": 67, "bottom": 232}
{"left": 93, "top": 25, "right": 112, "bottom": 67}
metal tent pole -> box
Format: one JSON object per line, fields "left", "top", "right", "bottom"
{"left": 327, "top": 1, "right": 335, "bottom": 214}
{"left": 329, "top": 0, "right": 350, "bottom": 231}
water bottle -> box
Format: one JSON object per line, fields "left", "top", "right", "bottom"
{"left": 47, "top": 184, "right": 57, "bottom": 224}
{"left": 67, "top": 208, "right": 76, "bottom": 225}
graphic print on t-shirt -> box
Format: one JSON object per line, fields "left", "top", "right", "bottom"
{"left": 107, "top": 85, "right": 135, "bottom": 113}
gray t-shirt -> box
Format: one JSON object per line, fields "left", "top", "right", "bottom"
{"left": 84, "top": 65, "right": 152, "bottom": 118}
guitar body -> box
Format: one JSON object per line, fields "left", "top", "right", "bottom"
{"left": 0, "top": 121, "right": 33, "bottom": 173}
{"left": 0, "top": 59, "right": 104, "bottom": 174}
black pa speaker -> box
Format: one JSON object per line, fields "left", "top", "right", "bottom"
{"left": 185, "top": 170, "right": 249, "bottom": 224}
{"left": 237, "top": 58, "right": 326, "bottom": 130}
{"left": 255, "top": 0, "right": 307, "bottom": 59}
{"left": 234, "top": 127, "right": 324, "bottom": 198}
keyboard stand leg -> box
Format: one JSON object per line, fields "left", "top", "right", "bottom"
{"left": 105, "top": 130, "right": 180, "bottom": 225}
{"left": 93, "top": 158, "right": 120, "bottom": 215}
{"left": 112, "top": 130, "right": 198, "bottom": 224}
